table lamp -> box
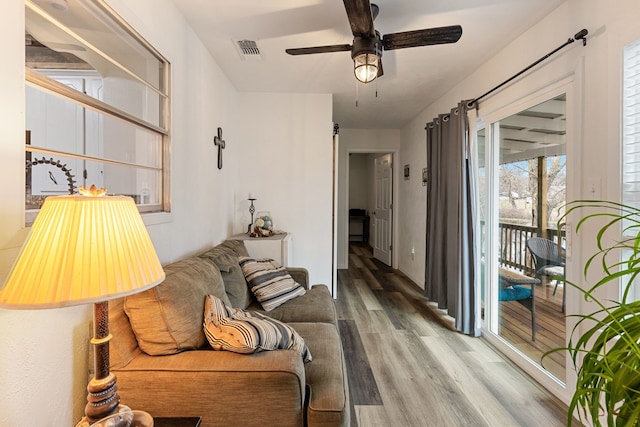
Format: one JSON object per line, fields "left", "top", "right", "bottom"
{"left": 0, "top": 186, "right": 165, "bottom": 426}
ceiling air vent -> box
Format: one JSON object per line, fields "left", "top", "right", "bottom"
{"left": 235, "top": 40, "right": 262, "bottom": 60}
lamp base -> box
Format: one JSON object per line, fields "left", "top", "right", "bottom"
{"left": 76, "top": 405, "right": 154, "bottom": 427}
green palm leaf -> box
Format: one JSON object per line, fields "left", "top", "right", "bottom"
{"left": 543, "top": 200, "right": 640, "bottom": 426}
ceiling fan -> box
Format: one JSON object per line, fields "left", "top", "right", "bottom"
{"left": 285, "top": 0, "right": 463, "bottom": 84}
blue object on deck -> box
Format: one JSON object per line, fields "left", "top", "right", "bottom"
{"left": 499, "top": 285, "right": 532, "bottom": 302}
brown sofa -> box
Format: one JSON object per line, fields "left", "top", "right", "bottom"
{"left": 108, "top": 239, "right": 350, "bottom": 427}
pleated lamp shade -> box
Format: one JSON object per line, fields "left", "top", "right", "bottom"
{"left": 0, "top": 193, "right": 165, "bottom": 309}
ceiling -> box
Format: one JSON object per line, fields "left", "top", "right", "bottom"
{"left": 498, "top": 94, "right": 566, "bottom": 164}
{"left": 172, "top": 0, "right": 566, "bottom": 129}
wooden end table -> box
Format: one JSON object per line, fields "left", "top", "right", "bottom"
{"left": 154, "top": 417, "right": 202, "bottom": 427}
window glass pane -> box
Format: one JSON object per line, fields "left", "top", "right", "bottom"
{"left": 26, "top": 0, "right": 166, "bottom": 128}
{"left": 623, "top": 40, "right": 640, "bottom": 211}
{"left": 25, "top": 0, "right": 169, "bottom": 222}
{"left": 477, "top": 127, "right": 487, "bottom": 323}
{"left": 26, "top": 151, "right": 161, "bottom": 208}
{"left": 26, "top": 84, "right": 161, "bottom": 168}
{"left": 26, "top": 151, "right": 81, "bottom": 204}
{"left": 99, "top": 116, "right": 162, "bottom": 169}
{"left": 26, "top": 81, "right": 85, "bottom": 156}
{"left": 623, "top": 39, "right": 640, "bottom": 299}
{"left": 102, "top": 161, "right": 162, "bottom": 206}
{"left": 490, "top": 94, "right": 567, "bottom": 383}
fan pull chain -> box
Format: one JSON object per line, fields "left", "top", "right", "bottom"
{"left": 355, "top": 81, "right": 359, "bottom": 108}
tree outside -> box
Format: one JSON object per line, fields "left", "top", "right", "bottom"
{"left": 499, "top": 155, "right": 566, "bottom": 228}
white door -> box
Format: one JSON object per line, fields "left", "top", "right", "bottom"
{"left": 373, "top": 153, "right": 392, "bottom": 265}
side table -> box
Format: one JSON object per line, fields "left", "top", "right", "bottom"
{"left": 229, "top": 232, "right": 292, "bottom": 266}
{"left": 154, "top": 417, "right": 202, "bottom": 427}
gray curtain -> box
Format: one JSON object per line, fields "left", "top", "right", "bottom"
{"left": 425, "top": 100, "right": 478, "bottom": 336}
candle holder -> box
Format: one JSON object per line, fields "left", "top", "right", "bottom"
{"left": 247, "top": 197, "right": 256, "bottom": 234}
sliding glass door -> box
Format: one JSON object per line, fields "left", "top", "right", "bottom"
{"left": 480, "top": 93, "right": 568, "bottom": 384}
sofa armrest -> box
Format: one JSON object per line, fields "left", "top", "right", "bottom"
{"left": 286, "top": 267, "right": 309, "bottom": 289}
{"left": 114, "top": 349, "right": 306, "bottom": 426}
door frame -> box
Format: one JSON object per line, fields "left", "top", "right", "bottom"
{"left": 342, "top": 148, "right": 400, "bottom": 269}
{"left": 477, "top": 74, "right": 579, "bottom": 406}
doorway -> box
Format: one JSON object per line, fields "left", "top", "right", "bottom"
{"left": 346, "top": 151, "right": 395, "bottom": 267}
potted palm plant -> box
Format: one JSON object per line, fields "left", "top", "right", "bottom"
{"left": 545, "top": 200, "right": 640, "bottom": 426}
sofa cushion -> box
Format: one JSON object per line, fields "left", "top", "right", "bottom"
{"left": 199, "top": 246, "right": 252, "bottom": 309}
{"left": 112, "top": 349, "right": 307, "bottom": 427}
{"left": 217, "top": 239, "right": 251, "bottom": 257}
{"left": 109, "top": 297, "right": 142, "bottom": 369}
{"left": 203, "top": 295, "right": 312, "bottom": 362}
{"left": 239, "top": 257, "right": 306, "bottom": 311}
{"left": 248, "top": 284, "right": 336, "bottom": 325}
{"left": 124, "top": 256, "right": 229, "bottom": 356}
{"left": 290, "top": 322, "right": 350, "bottom": 427}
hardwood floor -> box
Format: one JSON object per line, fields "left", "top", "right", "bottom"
{"left": 336, "top": 243, "right": 569, "bottom": 427}
{"left": 499, "top": 280, "right": 566, "bottom": 381}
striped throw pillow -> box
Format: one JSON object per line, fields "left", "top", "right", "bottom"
{"left": 203, "top": 294, "right": 312, "bottom": 362}
{"left": 239, "top": 257, "right": 306, "bottom": 311}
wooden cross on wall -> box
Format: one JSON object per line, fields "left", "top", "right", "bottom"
{"left": 213, "top": 127, "right": 225, "bottom": 170}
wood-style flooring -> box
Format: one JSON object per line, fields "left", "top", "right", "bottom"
{"left": 500, "top": 280, "right": 566, "bottom": 381}
{"left": 336, "top": 243, "right": 569, "bottom": 427}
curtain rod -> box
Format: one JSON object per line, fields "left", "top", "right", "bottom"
{"left": 467, "top": 29, "right": 588, "bottom": 107}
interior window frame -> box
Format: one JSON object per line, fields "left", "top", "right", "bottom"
{"left": 24, "top": 0, "right": 171, "bottom": 224}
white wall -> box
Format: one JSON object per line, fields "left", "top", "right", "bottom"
{"left": 106, "top": 0, "right": 241, "bottom": 263}
{"left": 349, "top": 154, "right": 369, "bottom": 212}
{"left": 398, "top": 0, "right": 640, "bottom": 298}
{"left": 235, "top": 92, "right": 334, "bottom": 287}
{"left": 0, "top": 2, "right": 94, "bottom": 426}
{"left": 0, "top": 1, "right": 333, "bottom": 426}
{"left": 337, "top": 128, "right": 400, "bottom": 269}
{"left": 397, "top": 1, "right": 568, "bottom": 290}
{"left": 1, "top": 1, "right": 238, "bottom": 424}
{"left": 398, "top": 125, "right": 427, "bottom": 286}
{"left": 347, "top": 153, "right": 371, "bottom": 243}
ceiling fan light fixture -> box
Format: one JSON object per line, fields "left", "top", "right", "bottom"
{"left": 285, "top": 3, "right": 462, "bottom": 84}
{"left": 353, "top": 52, "right": 379, "bottom": 83}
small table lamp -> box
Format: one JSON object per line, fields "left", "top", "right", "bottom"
{"left": 0, "top": 186, "right": 165, "bottom": 426}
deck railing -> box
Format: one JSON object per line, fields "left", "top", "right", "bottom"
{"left": 481, "top": 221, "right": 563, "bottom": 275}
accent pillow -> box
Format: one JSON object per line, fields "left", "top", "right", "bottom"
{"left": 203, "top": 295, "right": 312, "bottom": 362}
{"left": 199, "top": 248, "right": 252, "bottom": 309}
{"left": 124, "top": 257, "right": 229, "bottom": 356}
{"left": 239, "top": 257, "right": 306, "bottom": 311}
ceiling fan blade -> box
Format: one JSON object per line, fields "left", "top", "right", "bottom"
{"left": 377, "top": 58, "right": 384, "bottom": 78}
{"left": 285, "top": 44, "right": 352, "bottom": 55}
{"left": 382, "top": 25, "right": 462, "bottom": 51}
{"left": 343, "top": 0, "right": 376, "bottom": 38}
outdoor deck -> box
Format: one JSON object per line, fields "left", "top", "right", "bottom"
{"left": 499, "top": 278, "right": 566, "bottom": 380}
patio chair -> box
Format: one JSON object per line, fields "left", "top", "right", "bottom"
{"left": 526, "top": 237, "right": 566, "bottom": 312}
